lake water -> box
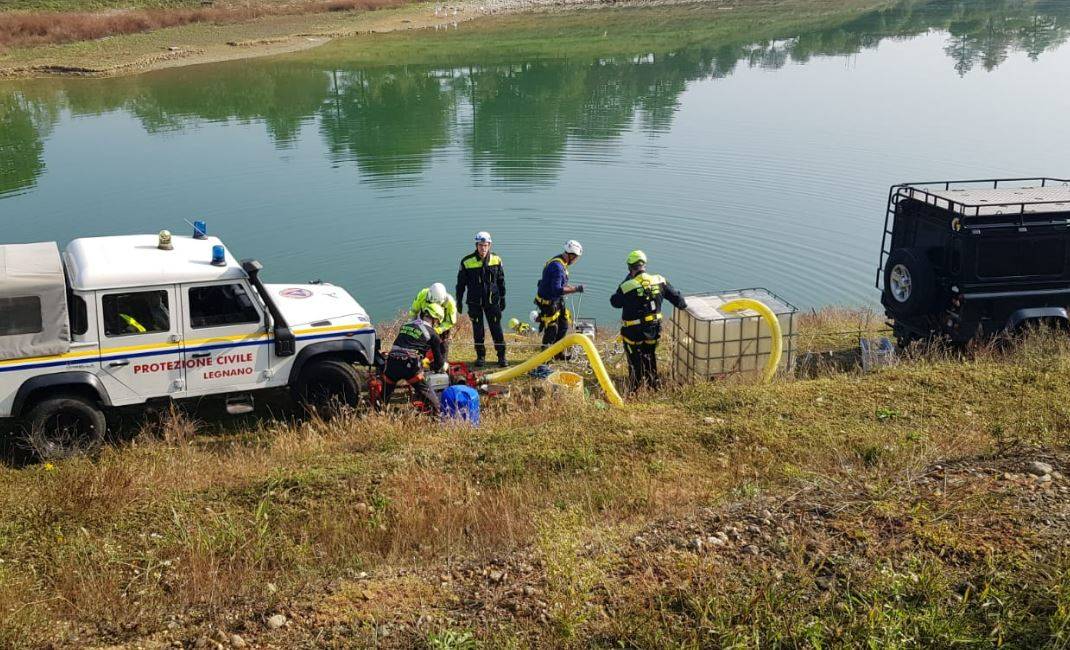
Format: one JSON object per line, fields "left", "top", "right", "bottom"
{"left": 1, "top": 0, "right": 1069, "bottom": 324}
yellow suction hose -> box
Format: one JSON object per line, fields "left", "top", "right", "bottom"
{"left": 720, "top": 298, "right": 782, "bottom": 383}
{"left": 483, "top": 299, "right": 781, "bottom": 401}
{"left": 483, "top": 333, "right": 625, "bottom": 407}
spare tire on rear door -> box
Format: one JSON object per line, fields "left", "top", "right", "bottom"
{"left": 884, "top": 247, "right": 935, "bottom": 316}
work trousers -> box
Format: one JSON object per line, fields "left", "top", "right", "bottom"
{"left": 469, "top": 304, "right": 505, "bottom": 360}
{"left": 624, "top": 340, "right": 659, "bottom": 393}
{"left": 537, "top": 299, "right": 570, "bottom": 349}
{"left": 622, "top": 323, "right": 662, "bottom": 392}
{"left": 381, "top": 352, "right": 440, "bottom": 415}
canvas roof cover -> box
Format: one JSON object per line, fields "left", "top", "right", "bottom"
{"left": 0, "top": 242, "right": 70, "bottom": 361}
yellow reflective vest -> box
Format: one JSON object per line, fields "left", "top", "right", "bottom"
{"left": 408, "top": 288, "right": 458, "bottom": 335}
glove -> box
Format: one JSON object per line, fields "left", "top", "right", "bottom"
{"left": 574, "top": 284, "right": 585, "bottom": 294}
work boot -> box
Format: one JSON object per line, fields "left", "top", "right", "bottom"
{"left": 497, "top": 357, "right": 508, "bottom": 368}
{"left": 475, "top": 357, "right": 486, "bottom": 368}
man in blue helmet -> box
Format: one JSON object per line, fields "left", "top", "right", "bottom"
{"left": 610, "top": 250, "right": 687, "bottom": 392}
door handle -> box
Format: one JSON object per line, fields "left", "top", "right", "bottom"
{"left": 108, "top": 360, "right": 129, "bottom": 368}
{"left": 191, "top": 352, "right": 211, "bottom": 359}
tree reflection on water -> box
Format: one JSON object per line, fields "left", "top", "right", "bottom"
{"left": 1, "top": 0, "right": 1067, "bottom": 195}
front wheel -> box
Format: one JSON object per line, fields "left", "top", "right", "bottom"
{"left": 293, "top": 359, "right": 362, "bottom": 415}
{"left": 24, "top": 395, "right": 107, "bottom": 459}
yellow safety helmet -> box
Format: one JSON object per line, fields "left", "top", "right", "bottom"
{"left": 627, "top": 250, "right": 647, "bottom": 266}
{"left": 508, "top": 317, "right": 520, "bottom": 329}
{"left": 422, "top": 302, "right": 445, "bottom": 322}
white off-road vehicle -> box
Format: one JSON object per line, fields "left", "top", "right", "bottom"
{"left": 0, "top": 230, "right": 378, "bottom": 450}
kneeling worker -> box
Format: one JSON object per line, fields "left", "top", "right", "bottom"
{"left": 409, "top": 282, "right": 457, "bottom": 355}
{"left": 610, "top": 250, "right": 687, "bottom": 392}
{"left": 381, "top": 303, "right": 448, "bottom": 415}
{"left": 534, "top": 240, "right": 584, "bottom": 348}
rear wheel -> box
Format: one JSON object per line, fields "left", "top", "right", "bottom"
{"left": 293, "top": 359, "right": 362, "bottom": 414}
{"left": 884, "top": 248, "right": 935, "bottom": 317}
{"left": 24, "top": 395, "right": 106, "bottom": 460}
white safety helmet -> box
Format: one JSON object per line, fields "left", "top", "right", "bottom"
{"left": 428, "top": 282, "right": 449, "bottom": 304}
{"left": 564, "top": 240, "right": 583, "bottom": 256}
{"left": 529, "top": 309, "right": 540, "bottom": 325}
{"left": 474, "top": 231, "right": 493, "bottom": 244}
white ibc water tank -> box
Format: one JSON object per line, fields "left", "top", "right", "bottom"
{"left": 669, "top": 288, "right": 798, "bottom": 381}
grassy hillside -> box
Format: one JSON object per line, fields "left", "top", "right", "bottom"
{"left": 0, "top": 0, "right": 408, "bottom": 51}
{"left": 2, "top": 311, "right": 1069, "bottom": 647}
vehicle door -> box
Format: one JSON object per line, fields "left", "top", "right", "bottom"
{"left": 96, "top": 286, "right": 184, "bottom": 404}
{"left": 181, "top": 280, "right": 270, "bottom": 396}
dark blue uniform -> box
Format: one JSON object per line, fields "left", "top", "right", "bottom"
{"left": 535, "top": 255, "right": 571, "bottom": 347}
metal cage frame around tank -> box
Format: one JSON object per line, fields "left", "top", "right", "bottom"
{"left": 668, "top": 288, "right": 798, "bottom": 381}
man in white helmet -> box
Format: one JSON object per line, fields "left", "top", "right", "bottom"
{"left": 456, "top": 231, "right": 508, "bottom": 368}
{"left": 409, "top": 282, "right": 458, "bottom": 355}
{"left": 534, "top": 240, "right": 584, "bottom": 349}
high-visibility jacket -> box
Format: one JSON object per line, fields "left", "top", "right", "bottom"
{"left": 408, "top": 288, "right": 457, "bottom": 335}
{"left": 119, "top": 313, "right": 147, "bottom": 333}
{"left": 456, "top": 252, "right": 505, "bottom": 309}
{"left": 610, "top": 271, "right": 687, "bottom": 343}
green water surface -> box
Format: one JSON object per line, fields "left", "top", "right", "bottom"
{"left": 1, "top": 0, "right": 1068, "bottom": 323}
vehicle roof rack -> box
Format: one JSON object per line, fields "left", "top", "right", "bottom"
{"left": 893, "top": 177, "right": 1070, "bottom": 218}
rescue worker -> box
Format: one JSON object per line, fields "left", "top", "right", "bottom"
{"left": 380, "top": 303, "right": 447, "bottom": 415}
{"left": 456, "top": 231, "right": 507, "bottom": 368}
{"left": 534, "top": 240, "right": 584, "bottom": 349}
{"left": 610, "top": 250, "right": 687, "bottom": 392}
{"left": 409, "top": 282, "right": 458, "bottom": 355}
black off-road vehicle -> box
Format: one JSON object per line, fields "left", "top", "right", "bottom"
{"left": 877, "top": 177, "right": 1070, "bottom": 346}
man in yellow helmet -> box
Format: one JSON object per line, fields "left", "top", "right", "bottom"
{"left": 610, "top": 250, "right": 687, "bottom": 392}
{"left": 381, "top": 303, "right": 447, "bottom": 415}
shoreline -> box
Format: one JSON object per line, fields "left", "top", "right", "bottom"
{"left": 0, "top": 1, "right": 482, "bottom": 79}
{"left": 0, "top": 0, "right": 640, "bottom": 79}
{"left": 0, "top": 0, "right": 881, "bottom": 79}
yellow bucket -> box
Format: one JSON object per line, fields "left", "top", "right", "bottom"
{"left": 547, "top": 371, "right": 585, "bottom": 396}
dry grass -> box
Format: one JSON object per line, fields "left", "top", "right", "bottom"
{"left": 1, "top": 316, "right": 1070, "bottom": 646}
{"left": 0, "top": 0, "right": 407, "bottom": 49}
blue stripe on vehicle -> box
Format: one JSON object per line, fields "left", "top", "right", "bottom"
{"left": 0, "top": 358, "right": 90, "bottom": 373}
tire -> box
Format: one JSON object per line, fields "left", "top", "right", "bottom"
{"left": 24, "top": 395, "right": 106, "bottom": 460}
{"left": 293, "top": 359, "right": 361, "bottom": 414}
{"left": 883, "top": 248, "right": 935, "bottom": 317}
